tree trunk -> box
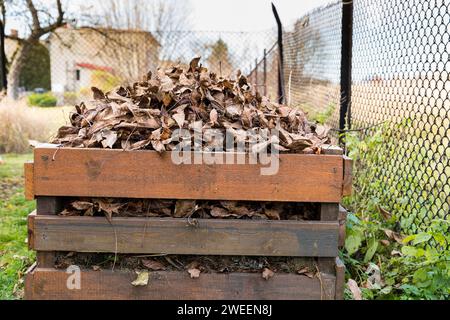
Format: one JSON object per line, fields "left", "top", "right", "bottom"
{"left": 7, "top": 41, "right": 32, "bottom": 100}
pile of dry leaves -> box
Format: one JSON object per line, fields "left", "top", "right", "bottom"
{"left": 55, "top": 252, "right": 318, "bottom": 280}
{"left": 60, "top": 198, "right": 319, "bottom": 221}
{"left": 52, "top": 57, "right": 330, "bottom": 153}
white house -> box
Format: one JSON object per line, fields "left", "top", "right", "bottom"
{"left": 48, "top": 26, "right": 161, "bottom": 94}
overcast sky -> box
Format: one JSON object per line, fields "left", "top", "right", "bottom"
{"left": 6, "top": 0, "right": 334, "bottom": 34}
{"left": 189, "top": 0, "right": 334, "bottom": 31}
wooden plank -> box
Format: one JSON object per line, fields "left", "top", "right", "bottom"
{"left": 343, "top": 155, "right": 353, "bottom": 196}
{"left": 27, "top": 211, "right": 36, "bottom": 250}
{"left": 338, "top": 205, "right": 348, "bottom": 248}
{"left": 24, "top": 162, "right": 34, "bottom": 200}
{"left": 33, "top": 148, "right": 344, "bottom": 202}
{"left": 320, "top": 203, "right": 339, "bottom": 221}
{"left": 36, "top": 252, "right": 56, "bottom": 268}
{"left": 321, "top": 145, "right": 343, "bottom": 155}
{"left": 29, "top": 215, "right": 339, "bottom": 257}
{"left": 36, "top": 196, "right": 65, "bottom": 215}
{"left": 25, "top": 268, "right": 336, "bottom": 300}
{"left": 335, "top": 257, "right": 345, "bottom": 300}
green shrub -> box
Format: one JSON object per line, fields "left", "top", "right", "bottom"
{"left": 27, "top": 93, "right": 57, "bottom": 108}
{"left": 63, "top": 92, "right": 79, "bottom": 106}
{"left": 342, "top": 125, "right": 450, "bottom": 300}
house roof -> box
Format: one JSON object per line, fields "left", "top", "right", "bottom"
{"left": 76, "top": 63, "right": 114, "bottom": 73}
{"left": 50, "top": 26, "right": 161, "bottom": 48}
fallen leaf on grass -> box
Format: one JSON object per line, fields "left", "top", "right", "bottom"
{"left": 131, "top": 271, "right": 149, "bottom": 286}
{"left": 383, "top": 229, "right": 404, "bottom": 244}
{"left": 347, "top": 279, "right": 362, "bottom": 300}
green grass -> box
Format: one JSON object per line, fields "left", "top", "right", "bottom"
{"left": 0, "top": 153, "right": 35, "bottom": 300}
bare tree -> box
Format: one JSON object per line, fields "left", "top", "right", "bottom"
{"left": 5, "top": 0, "right": 66, "bottom": 99}
{"left": 96, "top": 0, "right": 192, "bottom": 61}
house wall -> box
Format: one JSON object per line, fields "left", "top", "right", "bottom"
{"left": 49, "top": 28, "right": 160, "bottom": 94}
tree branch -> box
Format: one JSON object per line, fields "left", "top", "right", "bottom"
{"left": 28, "top": 0, "right": 65, "bottom": 39}
{"left": 26, "top": 0, "right": 40, "bottom": 32}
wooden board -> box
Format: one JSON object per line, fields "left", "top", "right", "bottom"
{"left": 25, "top": 267, "right": 337, "bottom": 300}
{"left": 28, "top": 212, "right": 339, "bottom": 257}
{"left": 24, "top": 162, "right": 34, "bottom": 201}
{"left": 343, "top": 155, "right": 353, "bottom": 196}
{"left": 33, "top": 148, "right": 344, "bottom": 202}
{"left": 334, "top": 257, "right": 345, "bottom": 300}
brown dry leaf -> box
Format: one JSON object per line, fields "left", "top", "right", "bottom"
{"left": 188, "top": 268, "right": 201, "bottom": 279}
{"left": 210, "top": 109, "right": 218, "bottom": 125}
{"left": 174, "top": 200, "right": 196, "bottom": 218}
{"left": 347, "top": 279, "right": 362, "bottom": 300}
{"left": 100, "top": 130, "right": 118, "bottom": 149}
{"left": 71, "top": 201, "right": 93, "bottom": 211}
{"left": 173, "top": 111, "right": 185, "bottom": 128}
{"left": 264, "top": 208, "right": 281, "bottom": 220}
{"left": 210, "top": 206, "right": 232, "bottom": 218}
{"left": 142, "top": 259, "right": 165, "bottom": 271}
{"left": 91, "top": 87, "right": 106, "bottom": 100}
{"left": 383, "top": 229, "right": 404, "bottom": 244}
{"left": 262, "top": 268, "right": 275, "bottom": 280}
{"left": 131, "top": 271, "right": 149, "bottom": 286}
{"left": 378, "top": 206, "right": 392, "bottom": 220}
{"left": 52, "top": 57, "right": 330, "bottom": 154}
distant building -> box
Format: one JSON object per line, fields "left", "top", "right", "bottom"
{"left": 48, "top": 26, "right": 160, "bottom": 93}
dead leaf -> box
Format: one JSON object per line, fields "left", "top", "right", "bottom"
{"left": 91, "top": 87, "right": 106, "bottom": 100}
{"left": 262, "top": 268, "right": 275, "bottom": 280}
{"left": 142, "top": 259, "right": 165, "bottom": 271}
{"left": 383, "top": 229, "right": 404, "bottom": 244}
{"left": 347, "top": 279, "right": 362, "bottom": 300}
{"left": 71, "top": 201, "right": 93, "bottom": 211}
{"left": 188, "top": 268, "right": 201, "bottom": 279}
{"left": 131, "top": 271, "right": 149, "bottom": 286}
{"left": 378, "top": 206, "right": 392, "bottom": 220}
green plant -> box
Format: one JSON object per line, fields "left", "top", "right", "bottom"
{"left": 27, "top": 92, "right": 57, "bottom": 108}
{"left": 312, "top": 104, "right": 335, "bottom": 124}
{"left": 342, "top": 125, "right": 450, "bottom": 300}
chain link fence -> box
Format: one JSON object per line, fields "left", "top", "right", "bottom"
{"left": 275, "top": 0, "right": 450, "bottom": 233}
{"left": 2, "top": 0, "right": 448, "bottom": 232}
{"left": 351, "top": 0, "right": 450, "bottom": 232}
{"left": 4, "top": 27, "right": 277, "bottom": 103}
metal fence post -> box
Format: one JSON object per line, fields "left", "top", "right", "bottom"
{"left": 0, "top": 17, "right": 7, "bottom": 91}
{"left": 263, "top": 48, "right": 267, "bottom": 96}
{"left": 272, "top": 3, "right": 285, "bottom": 104}
{"left": 255, "top": 58, "right": 258, "bottom": 94}
{"left": 339, "top": 0, "right": 353, "bottom": 144}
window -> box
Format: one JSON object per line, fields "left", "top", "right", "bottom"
{"left": 76, "top": 70, "right": 81, "bottom": 81}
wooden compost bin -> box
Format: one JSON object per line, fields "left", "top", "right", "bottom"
{"left": 24, "top": 145, "right": 352, "bottom": 300}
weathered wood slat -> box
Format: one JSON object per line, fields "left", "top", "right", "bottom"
{"left": 335, "top": 257, "right": 345, "bottom": 300}
{"left": 25, "top": 267, "right": 336, "bottom": 300}
{"left": 24, "top": 162, "right": 34, "bottom": 200}
{"left": 343, "top": 155, "right": 353, "bottom": 196}
{"left": 33, "top": 148, "right": 344, "bottom": 202}
{"left": 28, "top": 213, "right": 339, "bottom": 257}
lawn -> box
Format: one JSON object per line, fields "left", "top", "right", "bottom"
{"left": 0, "top": 153, "right": 35, "bottom": 300}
